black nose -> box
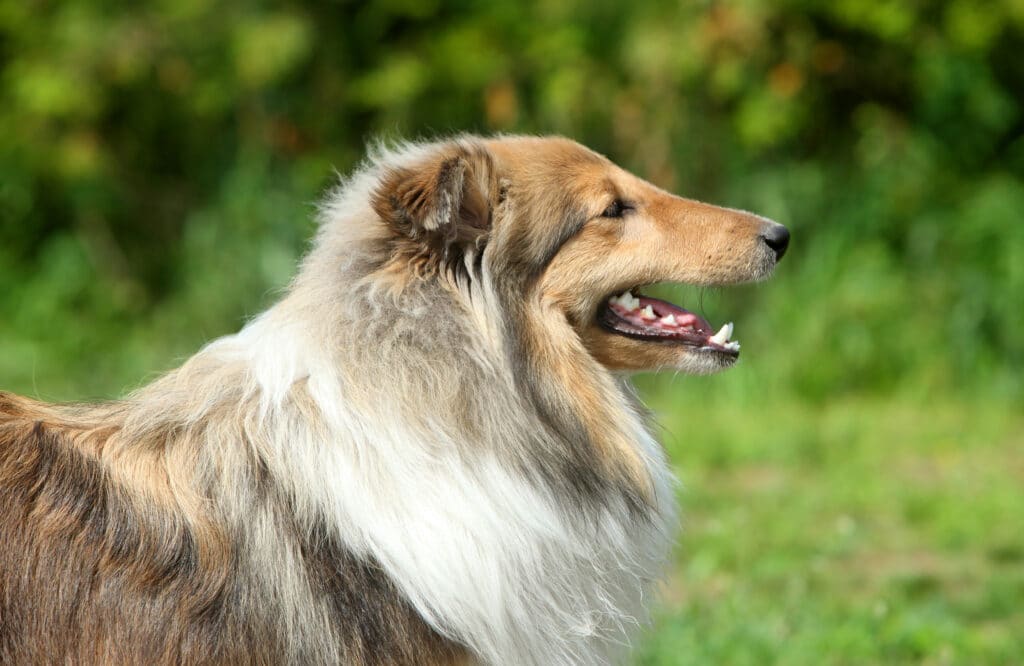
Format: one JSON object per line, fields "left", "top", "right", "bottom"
{"left": 760, "top": 224, "right": 790, "bottom": 261}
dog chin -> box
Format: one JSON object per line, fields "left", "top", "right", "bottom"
{"left": 673, "top": 349, "right": 739, "bottom": 375}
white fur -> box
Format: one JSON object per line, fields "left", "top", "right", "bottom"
{"left": 169, "top": 141, "right": 678, "bottom": 664}
{"left": 230, "top": 322, "right": 673, "bottom": 664}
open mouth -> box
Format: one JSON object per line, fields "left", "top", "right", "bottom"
{"left": 598, "top": 289, "right": 740, "bottom": 356}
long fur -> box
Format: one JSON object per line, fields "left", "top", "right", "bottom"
{"left": 1, "top": 137, "right": 685, "bottom": 665}
{"left": 2, "top": 133, "right": 789, "bottom": 664}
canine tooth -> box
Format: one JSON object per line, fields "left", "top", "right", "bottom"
{"left": 641, "top": 305, "right": 656, "bottom": 320}
{"left": 709, "top": 322, "right": 734, "bottom": 345}
{"left": 660, "top": 314, "right": 676, "bottom": 325}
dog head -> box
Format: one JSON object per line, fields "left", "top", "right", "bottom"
{"left": 370, "top": 135, "right": 788, "bottom": 375}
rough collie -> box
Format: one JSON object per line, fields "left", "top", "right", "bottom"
{"left": 0, "top": 135, "right": 788, "bottom": 664}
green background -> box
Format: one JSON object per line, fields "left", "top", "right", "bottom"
{"left": 2, "top": 1, "right": 1022, "bottom": 663}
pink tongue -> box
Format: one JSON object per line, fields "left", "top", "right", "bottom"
{"left": 612, "top": 295, "right": 714, "bottom": 334}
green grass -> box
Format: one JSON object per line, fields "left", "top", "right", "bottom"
{"left": 635, "top": 381, "right": 1024, "bottom": 665}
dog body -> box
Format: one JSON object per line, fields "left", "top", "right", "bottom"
{"left": 0, "top": 136, "right": 787, "bottom": 664}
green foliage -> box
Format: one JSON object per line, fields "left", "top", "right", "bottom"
{"left": 632, "top": 392, "right": 1024, "bottom": 665}
{"left": 3, "top": 0, "right": 1022, "bottom": 401}
{"left": 1, "top": 1, "right": 1022, "bottom": 662}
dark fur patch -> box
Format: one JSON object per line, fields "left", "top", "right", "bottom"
{"left": 0, "top": 415, "right": 235, "bottom": 663}
{"left": 493, "top": 295, "right": 634, "bottom": 511}
{"left": 297, "top": 517, "right": 467, "bottom": 665}
{"left": 371, "top": 143, "right": 496, "bottom": 284}
{"left": 0, "top": 398, "right": 466, "bottom": 665}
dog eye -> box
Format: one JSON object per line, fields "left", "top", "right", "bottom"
{"left": 601, "top": 200, "right": 631, "bottom": 218}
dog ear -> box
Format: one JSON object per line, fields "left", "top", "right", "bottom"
{"left": 372, "top": 145, "right": 495, "bottom": 248}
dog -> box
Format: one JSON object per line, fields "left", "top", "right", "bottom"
{"left": 0, "top": 135, "right": 788, "bottom": 665}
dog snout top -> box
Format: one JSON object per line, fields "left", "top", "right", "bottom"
{"left": 760, "top": 222, "right": 790, "bottom": 261}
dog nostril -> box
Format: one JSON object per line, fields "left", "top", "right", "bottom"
{"left": 760, "top": 225, "right": 790, "bottom": 261}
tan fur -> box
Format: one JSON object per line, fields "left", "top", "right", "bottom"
{"left": 0, "top": 135, "right": 784, "bottom": 665}
{"left": 499, "top": 137, "right": 775, "bottom": 372}
{"left": 0, "top": 388, "right": 466, "bottom": 664}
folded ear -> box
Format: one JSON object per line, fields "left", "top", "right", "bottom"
{"left": 372, "top": 144, "right": 496, "bottom": 248}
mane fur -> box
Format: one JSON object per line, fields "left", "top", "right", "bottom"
{"left": 0, "top": 137, "right": 676, "bottom": 665}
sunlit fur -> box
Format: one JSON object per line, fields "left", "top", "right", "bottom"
{"left": 0, "top": 135, "right": 784, "bottom": 665}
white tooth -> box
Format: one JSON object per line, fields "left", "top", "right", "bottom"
{"left": 660, "top": 314, "right": 676, "bottom": 325}
{"left": 609, "top": 294, "right": 620, "bottom": 306}
{"left": 641, "top": 305, "right": 656, "bottom": 319}
{"left": 724, "top": 341, "right": 741, "bottom": 352}
{"left": 709, "top": 322, "right": 733, "bottom": 345}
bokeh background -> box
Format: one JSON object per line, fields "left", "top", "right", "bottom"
{"left": 2, "top": 1, "right": 1023, "bottom": 663}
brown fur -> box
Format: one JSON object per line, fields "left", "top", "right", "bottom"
{"left": 0, "top": 393, "right": 466, "bottom": 665}
{"left": 0, "top": 135, "right": 784, "bottom": 664}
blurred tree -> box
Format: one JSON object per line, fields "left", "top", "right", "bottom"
{"left": 0, "top": 0, "right": 1022, "bottom": 400}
